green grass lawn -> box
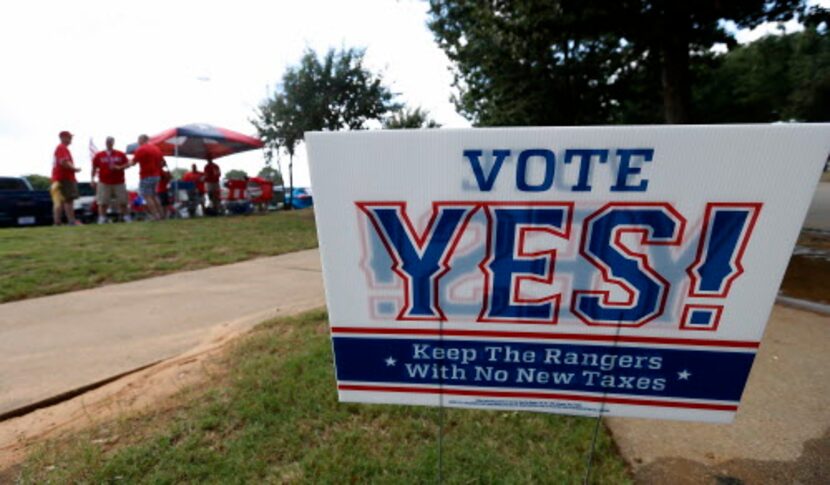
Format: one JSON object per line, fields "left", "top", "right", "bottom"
{"left": 16, "top": 310, "right": 631, "bottom": 484}
{"left": 0, "top": 211, "right": 318, "bottom": 303}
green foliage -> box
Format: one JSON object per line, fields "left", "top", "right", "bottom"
{"left": 254, "top": 47, "right": 399, "bottom": 154}
{"left": 18, "top": 310, "right": 631, "bottom": 484}
{"left": 23, "top": 174, "right": 50, "bottom": 190}
{"left": 694, "top": 27, "right": 830, "bottom": 122}
{"left": 253, "top": 47, "right": 399, "bottom": 205}
{"left": 0, "top": 211, "right": 317, "bottom": 303}
{"left": 170, "top": 168, "right": 187, "bottom": 180}
{"left": 428, "top": 1, "right": 627, "bottom": 125}
{"left": 257, "top": 166, "right": 283, "bottom": 185}
{"left": 224, "top": 169, "right": 248, "bottom": 181}
{"left": 383, "top": 106, "right": 441, "bottom": 129}
{"left": 427, "top": 0, "right": 811, "bottom": 124}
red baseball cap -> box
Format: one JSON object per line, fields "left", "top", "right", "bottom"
{"left": 59, "top": 130, "right": 73, "bottom": 138}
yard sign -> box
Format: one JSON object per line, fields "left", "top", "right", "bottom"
{"left": 307, "top": 125, "right": 830, "bottom": 423}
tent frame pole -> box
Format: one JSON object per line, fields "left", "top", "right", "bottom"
{"left": 174, "top": 137, "right": 179, "bottom": 217}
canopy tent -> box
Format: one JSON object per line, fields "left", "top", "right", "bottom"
{"left": 126, "top": 123, "right": 264, "bottom": 160}
{"left": 127, "top": 123, "right": 265, "bottom": 215}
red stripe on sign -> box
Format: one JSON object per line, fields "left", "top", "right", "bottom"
{"left": 330, "top": 327, "right": 760, "bottom": 349}
{"left": 338, "top": 384, "right": 739, "bottom": 412}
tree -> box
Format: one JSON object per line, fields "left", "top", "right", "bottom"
{"left": 786, "top": 26, "right": 830, "bottom": 121}
{"left": 383, "top": 107, "right": 441, "bottom": 128}
{"left": 224, "top": 169, "right": 248, "bottom": 181}
{"left": 253, "top": 96, "right": 285, "bottom": 194}
{"left": 615, "top": 0, "right": 807, "bottom": 123}
{"left": 427, "top": 0, "right": 811, "bottom": 124}
{"left": 23, "top": 174, "right": 50, "bottom": 190}
{"left": 693, "top": 26, "right": 830, "bottom": 122}
{"left": 257, "top": 166, "right": 284, "bottom": 185}
{"left": 255, "top": 91, "right": 301, "bottom": 209}
{"left": 170, "top": 168, "right": 187, "bottom": 180}
{"left": 254, "top": 47, "right": 399, "bottom": 208}
{"left": 428, "top": 1, "right": 625, "bottom": 125}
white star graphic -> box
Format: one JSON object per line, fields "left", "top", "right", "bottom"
{"left": 677, "top": 369, "right": 692, "bottom": 380}
{"left": 385, "top": 356, "right": 397, "bottom": 367}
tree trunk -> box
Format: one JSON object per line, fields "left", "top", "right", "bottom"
{"left": 287, "top": 152, "right": 294, "bottom": 211}
{"left": 659, "top": 6, "right": 691, "bottom": 124}
{"left": 274, "top": 156, "right": 284, "bottom": 206}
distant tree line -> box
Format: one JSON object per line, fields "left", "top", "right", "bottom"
{"left": 23, "top": 174, "right": 50, "bottom": 190}
{"left": 695, "top": 26, "right": 830, "bottom": 122}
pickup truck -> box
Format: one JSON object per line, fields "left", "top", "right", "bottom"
{"left": 73, "top": 182, "right": 97, "bottom": 223}
{"left": 0, "top": 177, "right": 53, "bottom": 227}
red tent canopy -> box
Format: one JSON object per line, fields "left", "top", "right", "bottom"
{"left": 127, "top": 123, "right": 264, "bottom": 160}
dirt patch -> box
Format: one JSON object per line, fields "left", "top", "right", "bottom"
{"left": 780, "top": 255, "right": 830, "bottom": 304}
{"left": 0, "top": 320, "right": 244, "bottom": 474}
{"left": 780, "top": 230, "right": 830, "bottom": 304}
{"left": 635, "top": 428, "right": 830, "bottom": 484}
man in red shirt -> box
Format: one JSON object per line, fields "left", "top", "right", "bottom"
{"left": 204, "top": 158, "right": 222, "bottom": 213}
{"left": 130, "top": 134, "right": 165, "bottom": 220}
{"left": 91, "top": 136, "right": 131, "bottom": 223}
{"left": 50, "top": 130, "right": 82, "bottom": 225}
{"left": 182, "top": 163, "right": 205, "bottom": 216}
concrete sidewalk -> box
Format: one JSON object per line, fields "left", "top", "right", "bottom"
{"left": 0, "top": 249, "right": 324, "bottom": 417}
{"left": 607, "top": 305, "right": 830, "bottom": 484}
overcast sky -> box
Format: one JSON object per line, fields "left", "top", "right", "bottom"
{"left": 0, "top": 0, "right": 823, "bottom": 188}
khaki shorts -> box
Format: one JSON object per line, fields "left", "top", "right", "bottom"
{"left": 50, "top": 182, "right": 64, "bottom": 205}
{"left": 97, "top": 183, "right": 128, "bottom": 205}
{"left": 51, "top": 180, "right": 78, "bottom": 203}
{"left": 206, "top": 182, "right": 221, "bottom": 201}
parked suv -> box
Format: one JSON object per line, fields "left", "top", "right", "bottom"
{"left": 0, "top": 177, "right": 53, "bottom": 227}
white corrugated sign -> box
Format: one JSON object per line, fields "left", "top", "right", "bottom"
{"left": 307, "top": 125, "right": 829, "bottom": 422}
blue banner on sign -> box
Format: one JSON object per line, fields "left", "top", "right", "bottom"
{"left": 333, "top": 337, "right": 755, "bottom": 402}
